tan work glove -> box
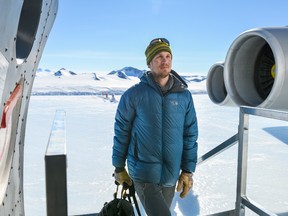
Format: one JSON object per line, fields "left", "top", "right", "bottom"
{"left": 114, "top": 169, "right": 132, "bottom": 186}
{"left": 176, "top": 172, "right": 193, "bottom": 198}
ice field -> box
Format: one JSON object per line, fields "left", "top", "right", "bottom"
{"left": 23, "top": 93, "right": 288, "bottom": 215}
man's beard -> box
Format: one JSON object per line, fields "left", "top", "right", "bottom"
{"left": 153, "top": 70, "right": 170, "bottom": 79}
{"left": 159, "top": 72, "right": 170, "bottom": 79}
{"left": 157, "top": 64, "right": 171, "bottom": 77}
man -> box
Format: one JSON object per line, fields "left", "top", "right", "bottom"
{"left": 112, "top": 38, "right": 198, "bottom": 216}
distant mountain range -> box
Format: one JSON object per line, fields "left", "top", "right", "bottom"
{"left": 107, "top": 67, "right": 146, "bottom": 78}
{"left": 33, "top": 66, "right": 207, "bottom": 96}
{"left": 37, "top": 68, "right": 77, "bottom": 76}
{"left": 36, "top": 66, "right": 206, "bottom": 82}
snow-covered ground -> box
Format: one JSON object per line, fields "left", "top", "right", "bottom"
{"left": 23, "top": 71, "right": 288, "bottom": 215}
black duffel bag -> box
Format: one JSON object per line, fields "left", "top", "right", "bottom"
{"left": 98, "top": 183, "right": 141, "bottom": 216}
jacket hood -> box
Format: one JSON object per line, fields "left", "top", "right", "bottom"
{"left": 140, "top": 70, "right": 188, "bottom": 93}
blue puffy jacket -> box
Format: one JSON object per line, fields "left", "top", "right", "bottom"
{"left": 112, "top": 70, "right": 198, "bottom": 186}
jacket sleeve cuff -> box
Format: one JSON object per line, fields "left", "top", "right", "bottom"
{"left": 115, "top": 167, "right": 125, "bottom": 173}
{"left": 182, "top": 169, "right": 192, "bottom": 174}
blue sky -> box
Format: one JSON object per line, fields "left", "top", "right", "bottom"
{"left": 39, "top": 0, "right": 287, "bottom": 74}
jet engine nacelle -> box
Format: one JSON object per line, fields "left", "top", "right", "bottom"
{"left": 208, "top": 27, "right": 288, "bottom": 111}
{"left": 206, "top": 62, "right": 234, "bottom": 106}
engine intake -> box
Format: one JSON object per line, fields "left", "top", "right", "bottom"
{"left": 207, "top": 27, "right": 288, "bottom": 111}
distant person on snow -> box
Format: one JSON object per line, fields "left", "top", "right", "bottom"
{"left": 112, "top": 38, "right": 198, "bottom": 216}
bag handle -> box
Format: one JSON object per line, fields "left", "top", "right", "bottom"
{"left": 113, "top": 181, "right": 128, "bottom": 198}
{"left": 114, "top": 181, "right": 141, "bottom": 216}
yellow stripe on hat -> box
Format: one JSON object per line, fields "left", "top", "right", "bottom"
{"left": 145, "top": 42, "right": 172, "bottom": 65}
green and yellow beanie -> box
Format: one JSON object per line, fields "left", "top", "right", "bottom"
{"left": 145, "top": 39, "right": 172, "bottom": 65}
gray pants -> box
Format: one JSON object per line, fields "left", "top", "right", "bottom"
{"left": 134, "top": 182, "right": 175, "bottom": 216}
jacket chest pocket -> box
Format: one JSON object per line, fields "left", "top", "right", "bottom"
{"left": 165, "top": 99, "right": 181, "bottom": 113}
{"left": 164, "top": 99, "right": 186, "bottom": 128}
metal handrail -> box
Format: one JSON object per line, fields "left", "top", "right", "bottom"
{"left": 197, "top": 106, "right": 288, "bottom": 216}
{"left": 197, "top": 133, "right": 238, "bottom": 165}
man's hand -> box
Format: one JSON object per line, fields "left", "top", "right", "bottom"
{"left": 176, "top": 172, "right": 193, "bottom": 198}
{"left": 114, "top": 169, "right": 132, "bottom": 186}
